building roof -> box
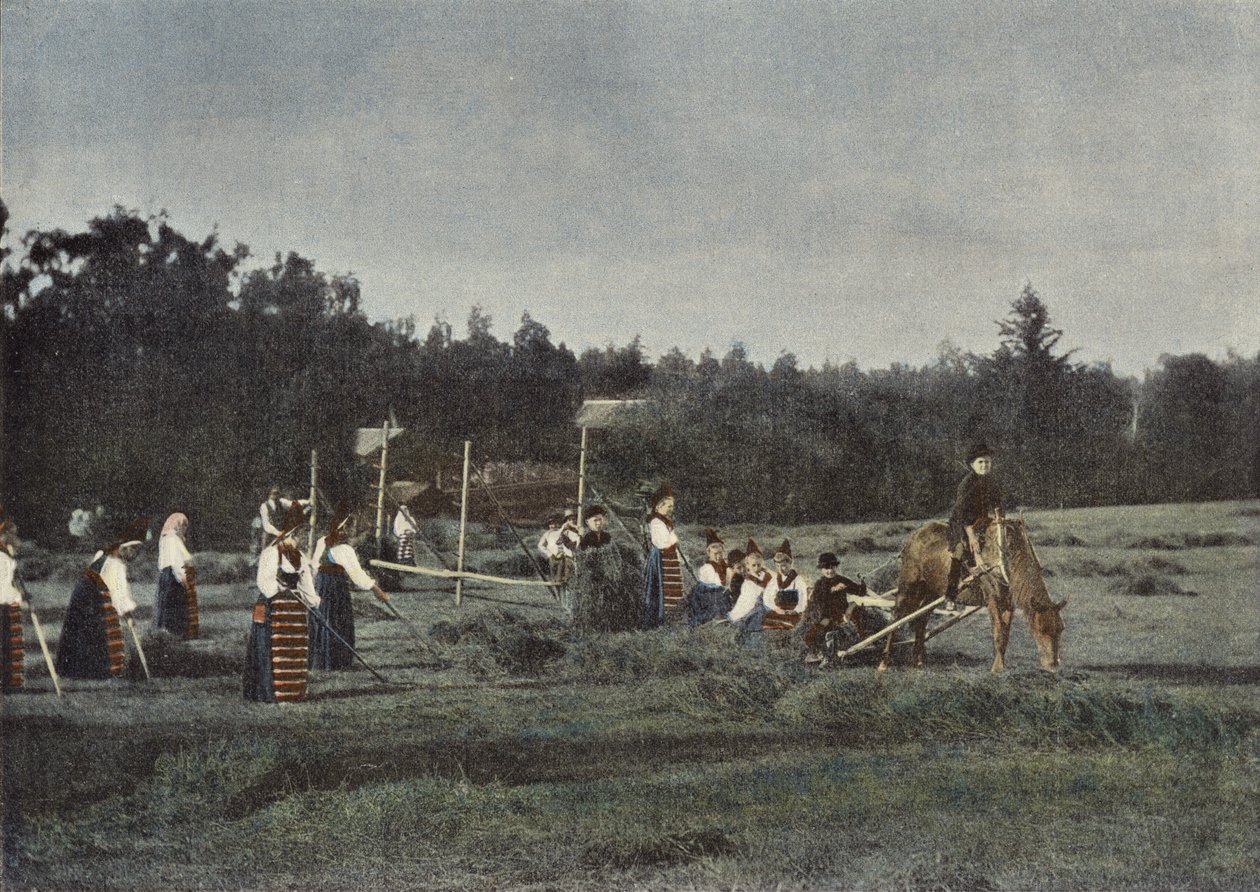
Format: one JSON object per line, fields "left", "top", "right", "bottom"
{"left": 574, "top": 399, "right": 654, "bottom": 429}
{"left": 353, "top": 426, "right": 408, "bottom": 458}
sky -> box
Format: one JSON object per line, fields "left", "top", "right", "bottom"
{"left": 2, "top": 0, "right": 1257, "bottom": 374}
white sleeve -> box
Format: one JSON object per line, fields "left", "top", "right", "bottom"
{"left": 312, "top": 539, "right": 326, "bottom": 565}
{"left": 537, "top": 532, "right": 550, "bottom": 557}
{"left": 696, "top": 562, "right": 722, "bottom": 586}
{"left": 0, "top": 553, "right": 19, "bottom": 606}
{"left": 296, "top": 561, "right": 320, "bottom": 609}
{"left": 762, "top": 578, "right": 780, "bottom": 610}
{"left": 260, "top": 503, "right": 280, "bottom": 536}
{"left": 729, "top": 579, "right": 763, "bottom": 622}
{"left": 257, "top": 547, "right": 280, "bottom": 598}
{"left": 102, "top": 556, "right": 136, "bottom": 615}
{"left": 332, "top": 544, "right": 376, "bottom": 590}
{"left": 648, "top": 518, "right": 678, "bottom": 550}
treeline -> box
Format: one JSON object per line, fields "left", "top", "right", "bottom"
{"left": 2, "top": 204, "right": 1256, "bottom": 547}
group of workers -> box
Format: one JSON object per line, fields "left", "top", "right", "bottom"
{"left": 1, "top": 443, "right": 1003, "bottom": 699}
{"left": 1, "top": 493, "right": 394, "bottom": 704}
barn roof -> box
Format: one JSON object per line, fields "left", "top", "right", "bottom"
{"left": 574, "top": 399, "right": 654, "bottom": 429}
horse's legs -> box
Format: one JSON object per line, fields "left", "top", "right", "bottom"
{"left": 877, "top": 621, "right": 897, "bottom": 672}
{"left": 911, "top": 614, "right": 930, "bottom": 668}
{"left": 988, "top": 599, "right": 1013, "bottom": 672}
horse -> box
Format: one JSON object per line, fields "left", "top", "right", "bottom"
{"left": 878, "top": 515, "right": 1066, "bottom": 672}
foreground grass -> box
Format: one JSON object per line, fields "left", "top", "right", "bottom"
{"left": 6, "top": 665, "right": 1258, "bottom": 891}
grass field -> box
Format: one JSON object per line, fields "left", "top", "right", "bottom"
{"left": 3, "top": 500, "right": 1258, "bottom": 891}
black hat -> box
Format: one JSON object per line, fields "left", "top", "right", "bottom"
{"left": 966, "top": 443, "right": 995, "bottom": 464}
{"left": 774, "top": 539, "right": 793, "bottom": 559}
{"left": 584, "top": 505, "right": 607, "bottom": 519}
{"left": 727, "top": 548, "right": 745, "bottom": 564}
{"left": 704, "top": 528, "right": 724, "bottom": 546}
{"left": 817, "top": 552, "right": 840, "bottom": 569}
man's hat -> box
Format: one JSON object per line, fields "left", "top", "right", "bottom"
{"left": 774, "top": 539, "right": 793, "bottom": 559}
{"left": 649, "top": 483, "right": 674, "bottom": 509}
{"left": 816, "top": 551, "right": 840, "bottom": 569}
{"left": 704, "top": 528, "right": 724, "bottom": 546}
{"left": 563, "top": 508, "right": 578, "bottom": 520}
{"left": 275, "top": 502, "right": 308, "bottom": 540}
{"left": 585, "top": 505, "right": 607, "bottom": 519}
{"left": 966, "top": 443, "right": 995, "bottom": 464}
{"left": 727, "top": 548, "right": 745, "bottom": 565}
{"left": 744, "top": 538, "right": 762, "bottom": 557}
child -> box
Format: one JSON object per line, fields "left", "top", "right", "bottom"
{"left": 686, "top": 528, "right": 731, "bottom": 626}
{"left": 763, "top": 539, "right": 808, "bottom": 631}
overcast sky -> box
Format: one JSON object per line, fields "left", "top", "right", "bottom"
{"left": 3, "top": 1, "right": 1257, "bottom": 373}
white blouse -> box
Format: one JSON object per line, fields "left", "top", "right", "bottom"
{"left": 256, "top": 545, "right": 320, "bottom": 608}
{"left": 729, "top": 572, "right": 772, "bottom": 623}
{"left": 96, "top": 552, "right": 137, "bottom": 615}
{"left": 313, "top": 539, "right": 376, "bottom": 590}
{"left": 158, "top": 533, "right": 192, "bottom": 584}
{"left": 0, "top": 551, "right": 20, "bottom": 607}
{"left": 648, "top": 517, "right": 678, "bottom": 550}
{"left": 696, "top": 561, "right": 726, "bottom": 586}
{"left": 764, "top": 571, "right": 809, "bottom": 613}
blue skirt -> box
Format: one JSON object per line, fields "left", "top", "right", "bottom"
{"left": 243, "top": 594, "right": 309, "bottom": 702}
{"left": 309, "top": 571, "right": 355, "bottom": 670}
{"left": 641, "top": 547, "right": 666, "bottom": 630}
{"left": 55, "top": 574, "right": 123, "bottom": 679}
{"left": 686, "top": 582, "right": 732, "bottom": 628}
{"left": 154, "top": 567, "right": 191, "bottom": 637}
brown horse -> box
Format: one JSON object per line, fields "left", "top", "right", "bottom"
{"left": 878, "top": 516, "right": 1065, "bottom": 672}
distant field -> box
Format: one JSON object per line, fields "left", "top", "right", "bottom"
{"left": 3, "top": 500, "right": 1258, "bottom": 891}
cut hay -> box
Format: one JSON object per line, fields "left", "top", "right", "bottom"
{"left": 1108, "top": 571, "right": 1197, "bottom": 598}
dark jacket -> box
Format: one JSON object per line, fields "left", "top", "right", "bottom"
{"left": 948, "top": 472, "right": 1003, "bottom": 548}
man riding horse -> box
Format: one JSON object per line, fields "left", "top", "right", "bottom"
{"left": 945, "top": 443, "right": 1003, "bottom": 610}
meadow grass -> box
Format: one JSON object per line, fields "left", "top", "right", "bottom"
{"left": 5, "top": 499, "right": 1259, "bottom": 890}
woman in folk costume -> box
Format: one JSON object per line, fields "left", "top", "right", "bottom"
{"left": 686, "top": 528, "right": 732, "bottom": 627}
{"left": 244, "top": 503, "right": 320, "bottom": 703}
{"left": 727, "top": 539, "right": 773, "bottom": 633}
{"left": 1, "top": 512, "right": 26, "bottom": 691}
{"left": 154, "top": 513, "right": 199, "bottom": 639}
{"left": 310, "top": 502, "right": 391, "bottom": 671}
{"left": 641, "top": 484, "right": 684, "bottom": 629}
{"left": 763, "top": 539, "right": 808, "bottom": 631}
{"left": 392, "top": 503, "right": 418, "bottom": 566}
{"left": 55, "top": 519, "right": 146, "bottom": 679}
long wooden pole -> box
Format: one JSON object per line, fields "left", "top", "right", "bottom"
{"left": 374, "top": 421, "right": 390, "bottom": 548}
{"left": 307, "top": 449, "right": 318, "bottom": 556}
{"left": 371, "top": 559, "right": 553, "bottom": 587}
{"left": 575, "top": 426, "right": 588, "bottom": 529}
{"left": 454, "top": 440, "right": 471, "bottom": 606}
{"left": 468, "top": 460, "right": 552, "bottom": 587}
{"left": 836, "top": 596, "right": 945, "bottom": 659}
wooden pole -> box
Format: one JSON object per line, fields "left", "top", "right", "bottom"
{"left": 307, "top": 449, "right": 318, "bottom": 556}
{"left": 372, "top": 559, "right": 554, "bottom": 587}
{"left": 836, "top": 596, "right": 946, "bottom": 659}
{"left": 374, "top": 421, "right": 390, "bottom": 548}
{"left": 576, "top": 426, "right": 588, "bottom": 529}
{"left": 454, "top": 440, "right": 471, "bottom": 606}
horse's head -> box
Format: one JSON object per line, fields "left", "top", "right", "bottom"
{"left": 1029, "top": 598, "right": 1067, "bottom": 671}
{"left": 993, "top": 518, "right": 1066, "bottom": 671}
